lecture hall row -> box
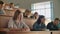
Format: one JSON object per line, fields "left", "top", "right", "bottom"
{"left": 0, "top": 0, "right": 60, "bottom": 34}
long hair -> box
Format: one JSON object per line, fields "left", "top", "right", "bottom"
{"left": 36, "top": 15, "right": 45, "bottom": 24}
{"left": 13, "top": 10, "right": 21, "bottom": 21}
{"left": 0, "top": 1, "right": 4, "bottom": 4}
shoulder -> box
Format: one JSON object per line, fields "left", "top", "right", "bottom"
{"left": 9, "top": 18, "right": 13, "bottom": 21}
{"left": 33, "top": 22, "right": 38, "bottom": 26}
{"left": 8, "top": 18, "right": 14, "bottom": 23}
{"left": 47, "top": 22, "right": 53, "bottom": 26}
{"left": 48, "top": 21, "right": 53, "bottom": 24}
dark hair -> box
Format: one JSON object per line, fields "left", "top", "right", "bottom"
{"left": 55, "top": 18, "right": 59, "bottom": 20}
{"left": 25, "top": 9, "right": 31, "bottom": 13}
{"left": 0, "top": 1, "right": 4, "bottom": 4}
{"left": 13, "top": 10, "right": 21, "bottom": 20}
{"left": 36, "top": 15, "right": 45, "bottom": 24}
{"left": 10, "top": 3, "right": 13, "bottom": 5}
{"left": 34, "top": 12, "right": 38, "bottom": 14}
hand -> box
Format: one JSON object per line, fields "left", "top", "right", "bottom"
{"left": 21, "top": 28, "right": 30, "bottom": 31}
{"left": 9, "top": 28, "right": 21, "bottom": 31}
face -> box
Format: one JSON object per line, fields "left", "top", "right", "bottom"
{"left": 41, "top": 18, "right": 45, "bottom": 23}
{"left": 0, "top": 4, "right": 3, "bottom": 9}
{"left": 34, "top": 14, "right": 38, "bottom": 16}
{"left": 54, "top": 20, "right": 59, "bottom": 25}
{"left": 10, "top": 4, "right": 14, "bottom": 7}
{"left": 17, "top": 13, "right": 23, "bottom": 22}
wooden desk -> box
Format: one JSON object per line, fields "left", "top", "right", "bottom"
{"left": 0, "top": 28, "right": 51, "bottom": 34}
{"left": 0, "top": 14, "right": 12, "bottom": 18}
{"left": 52, "top": 31, "right": 60, "bottom": 34}
{"left": 0, "top": 28, "right": 9, "bottom": 32}
{"left": 0, "top": 29, "right": 60, "bottom": 34}
{"left": 0, "top": 28, "right": 9, "bottom": 34}
{"left": 0, "top": 28, "right": 50, "bottom": 34}
{"left": 4, "top": 10, "right": 15, "bottom": 16}
{"left": 23, "top": 18, "right": 37, "bottom": 29}
{"left": 4, "top": 8, "right": 26, "bottom": 16}
{"left": 0, "top": 15, "right": 12, "bottom": 28}
{"left": 7, "top": 31, "right": 50, "bottom": 34}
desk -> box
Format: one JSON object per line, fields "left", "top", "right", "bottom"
{"left": 7, "top": 31, "right": 50, "bottom": 34}
{"left": 0, "top": 29, "right": 60, "bottom": 34}
{"left": 0, "top": 15, "right": 12, "bottom": 28}
{"left": 4, "top": 10, "right": 15, "bottom": 16}
{"left": 0, "top": 29, "right": 50, "bottom": 34}
{"left": 52, "top": 31, "right": 60, "bottom": 34}
{"left": 0, "top": 28, "right": 9, "bottom": 34}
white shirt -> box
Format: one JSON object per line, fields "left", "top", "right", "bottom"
{"left": 8, "top": 18, "right": 29, "bottom": 29}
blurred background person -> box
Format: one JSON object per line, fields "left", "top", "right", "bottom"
{"left": 47, "top": 18, "right": 60, "bottom": 31}
{"left": 9, "top": 3, "right": 14, "bottom": 8}
{"left": 0, "top": 1, "right": 6, "bottom": 15}
{"left": 23, "top": 9, "right": 31, "bottom": 18}
{"left": 33, "top": 15, "right": 46, "bottom": 31}
{"left": 4, "top": 3, "right": 14, "bottom": 10}
{"left": 30, "top": 12, "right": 39, "bottom": 19}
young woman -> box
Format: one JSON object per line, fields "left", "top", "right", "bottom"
{"left": 8, "top": 10, "right": 30, "bottom": 31}
{"left": 33, "top": 15, "right": 46, "bottom": 31}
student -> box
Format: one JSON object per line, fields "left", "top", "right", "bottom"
{"left": 9, "top": 3, "right": 14, "bottom": 8}
{"left": 23, "top": 9, "right": 31, "bottom": 18}
{"left": 33, "top": 15, "right": 46, "bottom": 31}
{"left": 4, "top": 3, "right": 14, "bottom": 10}
{"left": 0, "top": 1, "right": 6, "bottom": 15}
{"left": 47, "top": 18, "right": 59, "bottom": 31}
{"left": 8, "top": 10, "right": 30, "bottom": 31}
{"left": 30, "top": 12, "right": 38, "bottom": 19}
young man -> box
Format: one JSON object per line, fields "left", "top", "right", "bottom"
{"left": 0, "top": 1, "right": 6, "bottom": 15}
{"left": 47, "top": 18, "right": 60, "bottom": 31}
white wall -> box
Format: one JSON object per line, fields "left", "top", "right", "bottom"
{"left": 53, "top": 0, "right": 60, "bottom": 19}
{"left": 1, "top": 0, "right": 60, "bottom": 19}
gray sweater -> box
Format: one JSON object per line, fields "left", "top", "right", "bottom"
{"left": 0, "top": 9, "right": 6, "bottom": 15}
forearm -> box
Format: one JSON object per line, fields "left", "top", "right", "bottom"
{"left": 9, "top": 28, "right": 22, "bottom": 31}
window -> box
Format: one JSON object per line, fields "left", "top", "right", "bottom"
{"left": 31, "top": 1, "right": 53, "bottom": 25}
